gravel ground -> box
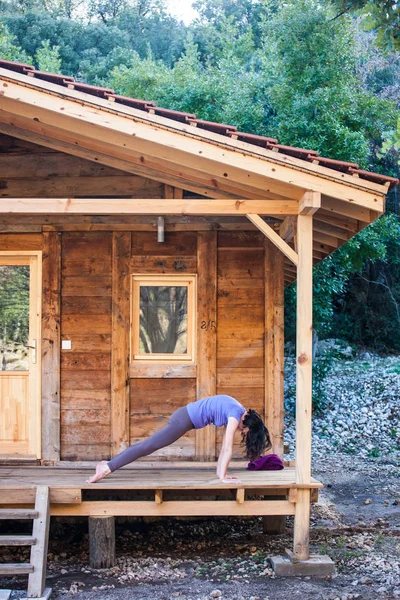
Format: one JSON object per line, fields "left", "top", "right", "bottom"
{"left": 1, "top": 350, "right": 399, "bottom": 600}
{"left": 284, "top": 347, "right": 400, "bottom": 462}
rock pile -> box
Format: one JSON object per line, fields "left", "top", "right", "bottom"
{"left": 284, "top": 350, "right": 400, "bottom": 460}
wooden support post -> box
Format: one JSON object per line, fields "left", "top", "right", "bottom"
{"left": 165, "top": 185, "right": 184, "bottom": 200}
{"left": 264, "top": 239, "right": 285, "bottom": 458}
{"left": 262, "top": 494, "right": 286, "bottom": 534}
{"left": 236, "top": 489, "right": 245, "bottom": 504}
{"left": 155, "top": 490, "right": 163, "bottom": 504}
{"left": 41, "top": 232, "right": 61, "bottom": 462}
{"left": 89, "top": 516, "right": 116, "bottom": 569}
{"left": 262, "top": 516, "right": 286, "bottom": 535}
{"left": 111, "top": 232, "right": 131, "bottom": 456}
{"left": 294, "top": 213, "right": 313, "bottom": 560}
{"left": 196, "top": 231, "right": 217, "bottom": 460}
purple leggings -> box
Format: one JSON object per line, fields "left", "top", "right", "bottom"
{"left": 107, "top": 406, "right": 195, "bottom": 472}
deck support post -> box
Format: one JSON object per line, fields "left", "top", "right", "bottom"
{"left": 262, "top": 516, "right": 286, "bottom": 534}
{"left": 89, "top": 516, "right": 116, "bottom": 569}
{"left": 270, "top": 213, "right": 334, "bottom": 575}
{"left": 262, "top": 494, "right": 286, "bottom": 534}
{"left": 293, "top": 213, "right": 313, "bottom": 560}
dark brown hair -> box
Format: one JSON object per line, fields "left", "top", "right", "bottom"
{"left": 241, "top": 409, "right": 272, "bottom": 460}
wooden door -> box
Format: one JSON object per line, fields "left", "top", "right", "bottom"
{"left": 0, "top": 252, "right": 42, "bottom": 458}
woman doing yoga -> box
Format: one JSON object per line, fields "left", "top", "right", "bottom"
{"left": 86, "top": 394, "right": 272, "bottom": 484}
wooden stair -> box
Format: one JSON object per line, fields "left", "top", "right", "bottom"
{"left": 0, "top": 486, "right": 52, "bottom": 600}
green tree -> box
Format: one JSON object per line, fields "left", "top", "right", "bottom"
{"left": 109, "top": 32, "right": 267, "bottom": 131}
{"left": 331, "top": 0, "right": 400, "bottom": 51}
{"left": 35, "top": 39, "right": 62, "bottom": 72}
{"left": 258, "top": 0, "right": 397, "bottom": 166}
{"left": 0, "top": 21, "right": 30, "bottom": 62}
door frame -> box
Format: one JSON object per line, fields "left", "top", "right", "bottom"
{"left": 0, "top": 251, "right": 42, "bottom": 458}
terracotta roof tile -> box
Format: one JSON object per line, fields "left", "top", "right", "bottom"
{"left": 67, "top": 81, "right": 115, "bottom": 99}
{"left": 107, "top": 94, "right": 156, "bottom": 111}
{"left": 310, "top": 156, "right": 359, "bottom": 173}
{"left": 152, "top": 107, "right": 196, "bottom": 123}
{"left": 274, "top": 144, "right": 318, "bottom": 159}
{"left": 27, "top": 70, "right": 74, "bottom": 85}
{"left": 348, "top": 168, "right": 399, "bottom": 187}
{"left": 0, "top": 60, "right": 398, "bottom": 190}
{"left": 230, "top": 132, "right": 278, "bottom": 148}
{"left": 190, "top": 119, "right": 238, "bottom": 136}
{"left": 0, "top": 59, "right": 34, "bottom": 74}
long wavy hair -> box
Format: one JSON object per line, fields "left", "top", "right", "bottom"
{"left": 241, "top": 409, "right": 272, "bottom": 460}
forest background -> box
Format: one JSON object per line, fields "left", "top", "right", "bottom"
{"left": 0, "top": 0, "right": 399, "bottom": 352}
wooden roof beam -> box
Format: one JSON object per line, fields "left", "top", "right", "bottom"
{"left": 299, "top": 191, "right": 321, "bottom": 215}
{"left": 0, "top": 197, "right": 298, "bottom": 216}
{"left": 247, "top": 214, "right": 298, "bottom": 266}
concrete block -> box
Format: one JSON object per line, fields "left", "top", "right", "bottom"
{"left": 21, "top": 587, "right": 52, "bottom": 600}
{"left": 0, "top": 591, "right": 11, "bottom": 600}
{"left": 269, "top": 554, "right": 335, "bottom": 577}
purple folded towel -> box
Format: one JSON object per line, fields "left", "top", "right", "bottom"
{"left": 247, "top": 454, "right": 284, "bottom": 471}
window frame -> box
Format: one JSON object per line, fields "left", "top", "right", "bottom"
{"left": 130, "top": 274, "right": 197, "bottom": 364}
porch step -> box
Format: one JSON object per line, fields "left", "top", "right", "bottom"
{"left": 0, "top": 486, "right": 51, "bottom": 598}
{"left": 0, "top": 509, "right": 38, "bottom": 520}
{"left": 0, "top": 535, "right": 36, "bottom": 546}
{"left": 0, "top": 563, "right": 34, "bottom": 574}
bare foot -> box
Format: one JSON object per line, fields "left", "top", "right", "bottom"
{"left": 220, "top": 476, "right": 242, "bottom": 484}
{"left": 85, "top": 461, "right": 111, "bottom": 483}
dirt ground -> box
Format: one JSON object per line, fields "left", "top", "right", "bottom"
{"left": 1, "top": 453, "right": 399, "bottom": 600}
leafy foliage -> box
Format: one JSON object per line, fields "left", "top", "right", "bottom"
{"left": 0, "top": 266, "right": 29, "bottom": 342}
{"left": 35, "top": 39, "right": 62, "bottom": 72}
{"left": 331, "top": 0, "right": 400, "bottom": 52}
{"left": 0, "top": 0, "right": 399, "bottom": 350}
{"left": 0, "top": 21, "right": 30, "bottom": 62}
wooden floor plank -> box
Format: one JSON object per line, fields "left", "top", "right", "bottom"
{"left": 0, "top": 466, "right": 323, "bottom": 490}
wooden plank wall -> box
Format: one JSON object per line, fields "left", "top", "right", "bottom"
{"left": 42, "top": 231, "right": 61, "bottom": 462}
{"left": 60, "top": 232, "right": 113, "bottom": 460}
{"left": 216, "top": 232, "right": 266, "bottom": 458}
{"left": 0, "top": 227, "right": 282, "bottom": 463}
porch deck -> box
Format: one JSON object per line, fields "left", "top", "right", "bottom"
{"left": 0, "top": 464, "right": 322, "bottom": 518}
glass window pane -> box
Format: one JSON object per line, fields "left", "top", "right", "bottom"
{"left": 0, "top": 265, "right": 30, "bottom": 371}
{"left": 139, "top": 285, "right": 188, "bottom": 354}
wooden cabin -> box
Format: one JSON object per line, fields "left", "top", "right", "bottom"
{"left": 0, "top": 59, "right": 397, "bottom": 585}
